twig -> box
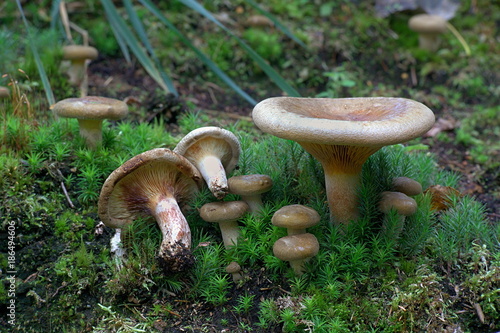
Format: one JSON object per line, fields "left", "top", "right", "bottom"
{"left": 60, "top": 181, "right": 75, "bottom": 208}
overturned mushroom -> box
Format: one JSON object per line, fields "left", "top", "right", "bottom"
{"left": 98, "top": 148, "right": 203, "bottom": 273}
{"left": 252, "top": 97, "right": 435, "bottom": 227}
{"left": 273, "top": 233, "right": 319, "bottom": 276}
{"left": 272, "top": 204, "right": 320, "bottom": 236}
{"left": 51, "top": 96, "right": 128, "bottom": 148}
{"left": 174, "top": 127, "right": 241, "bottom": 199}
{"left": 199, "top": 200, "right": 249, "bottom": 248}
{"left": 228, "top": 174, "right": 273, "bottom": 214}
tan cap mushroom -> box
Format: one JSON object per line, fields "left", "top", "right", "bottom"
{"left": 228, "top": 174, "right": 273, "bottom": 214}
{"left": 98, "top": 148, "right": 203, "bottom": 273}
{"left": 199, "top": 200, "right": 249, "bottom": 248}
{"left": 272, "top": 204, "right": 320, "bottom": 236}
{"left": 174, "top": 126, "right": 241, "bottom": 200}
{"left": 392, "top": 177, "right": 423, "bottom": 196}
{"left": 408, "top": 14, "right": 448, "bottom": 52}
{"left": 273, "top": 233, "right": 319, "bottom": 276}
{"left": 379, "top": 191, "right": 418, "bottom": 238}
{"left": 62, "top": 45, "right": 98, "bottom": 86}
{"left": 51, "top": 96, "right": 128, "bottom": 148}
{"left": 252, "top": 97, "right": 435, "bottom": 227}
{"left": 225, "top": 261, "right": 243, "bottom": 283}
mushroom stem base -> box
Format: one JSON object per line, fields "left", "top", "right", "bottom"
{"left": 324, "top": 171, "right": 362, "bottom": 227}
{"left": 198, "top": 155, "right": 229, "bottom": 199}
{"left": 78, "top": 118, "right": 103, "bottom": 148}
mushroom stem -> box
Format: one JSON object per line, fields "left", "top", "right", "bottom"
{"left": 78, "top": 118, "right": 103, "bottom": 148}
{"left": 67, "top": 60, "right": 86, "bottom": 86}
{"left": 153, "top": 196, "right": 193, "bottom": 272}
{"left": 197, "top": 155, "right": 228, "bottom": 199}
{"left": 300, "top": 142, "right": 380, "bottom": 226}
{"left": 218, "top": 220, "right": 240, "bottom": 248}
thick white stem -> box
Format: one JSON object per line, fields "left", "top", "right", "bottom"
{"left": 240, "top": 195, "right": 263, "bottom": 215}
{"left": 324, "top": 171, "right": 361, "bottom": 227}
{"left": 197, "top": 155, "right": 228, "bottom": 199}
{"left": 218, "top": 220, "right": 240, "bottom": 248}
{"left": 153, "top": 196, "right": 192, "bottom": 271}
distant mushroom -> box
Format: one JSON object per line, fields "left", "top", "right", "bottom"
{"left": 51, "top": 96, "right": 128, "bottom": 148}
{"left": 378, "top": 191, "right": 418, "bottom": 238}
{"left": 408, "top": 14, "right": 447, "bottom": 52}
{"left": 174, "top": 127, "right": 241, "bottom": 200}
{"left": 227, "top": 174, "right": 273, "bottom": 214}
{"left": 199, "top": 200, "right": 249, "bottom": 248}
{"left": 392, "top": 177, "right": 423, "bottom": 197}
{"left": 226, "top": 261, "right": 243, "bottom": 283}
{"left": 272, "top": 204, "right": 320, "bottom": 236}
{"left": 252, "top": 97, "right": 435, "bottom": 227}
{"left": 98, "top": 148, "right": 203, "bottom": 273}
{"left": 62, "top": 45, "right": 98, "bottom": 86}
{"left": 0, "top": 86, "right": 10, "bottom": 99}
{"left": 273, "top": 233, "right": 319, "bottom": 276}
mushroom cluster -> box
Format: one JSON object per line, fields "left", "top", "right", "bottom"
{"left": 252, "top": 97, "right": 435, "bottom": 227}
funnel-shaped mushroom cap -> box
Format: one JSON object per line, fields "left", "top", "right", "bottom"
{"left": 63, "top": 45, "right": 98, "bottom": 61}
{"left": 252, "top": 97, "right": 435, "bottom": 147}
{"left": 98, "top": 148, "right": 202, "bottom": 272}
{"left": 174, "top": 126, "right": 241, "bottom": 199}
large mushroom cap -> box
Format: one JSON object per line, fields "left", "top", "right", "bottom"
{"left": 63, "top": 45, "right": 98, "bottom": 61}
{"left": 252, "top": 97, "right": 435, "bottom": 147}
{"left": 52, "top": 96, "right": 129, "bottom": 121}
{"left": 408, "top": 14, "right": 447, "bottom": 34}
{"left": 98, "top": 148, "right": 203, "bottom": 228}
{"left": 174, "top": 126, "right": 241, "bottom": 173}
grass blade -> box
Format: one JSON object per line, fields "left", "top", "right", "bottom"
{"left": 16, "top": 0, "right": 55, "bottom": 106}
{"left": 177, "top": 0, "right": 301, "bottom": 97}
{"left": 244, "top": 0, "right": 307, "bottom": 48}
{"left": 100, "top": 0, "right": 175, "bottom": 95}
{"left": 139, "top": 0, "right": 257, "bottom": 105}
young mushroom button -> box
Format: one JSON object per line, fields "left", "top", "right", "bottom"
{"left": 51, "top": 96, "right": 128, "bottom": 148}
{"left": 252, "top": 97, "right": 435, "bottom": 227}
{"left": 98, "top": 148, "right": 203, "bottom": 273}
{"left": 228, "top": 174, "right": 273, "bottom": 214}
{"left": 273, "top": 233, "right": 319, "bottom": 276}
{"left": 272, "top": 204, "right": 320, "bottom": 236}
{"left": 199, "top": 201, "right": 249, "bottom": 248}
{"left": 174, "top": 127, "right": 241, "bottom": 200}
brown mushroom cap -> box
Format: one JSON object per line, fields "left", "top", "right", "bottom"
{"left": 52, "top": 96, "right": 128, "bottom": 120}
{"left": 408, "top": 14, "right": 447, "bottom": 34}
{"left": 272, "top": 204, "right": 320, "bottom": 235}
{"left": 62, "top": 45, "right": 98, "bottom": 61}
{"left": 392, "top": 177, "right": 423, "bottom": 196}
{"left": 228, "top": 174, "right": 273, "bottom": 196}
{"left": 0, "top": 86, "right": 10, "bottom": 99}
{"left": 273, "top": 233, "right": 319, "bottom": 262}
{"left": 379, "top": 191, "right": 418, "bottom": 216}
{"left": 225, "top": 261, "right": 242, "bottom": 274}
{"left": 252, "top": 97, "right": 435, "bottom": 147}
{"left": 199, "top": 201, "right": 249, "bottom": 223}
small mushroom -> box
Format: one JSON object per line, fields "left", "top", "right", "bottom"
{"left": 252, "top": 97, "right": 435, "bottom": 227}
{"left": 199, "top": 201, "right": 249, "bottom": 248}
{"left": 98, "top": 148, "right": 203, "bottom": 273}
{"left": 227, "top": 174, "right": 273, "bottom": 214}
{"left": 62, "top": 45, "right": 98, "bottom": 87}
{"left": 378, "top": 191, "right": 418, "bottom": 238}
{"left": 0, "top": 86, "right": 10, "bottom": 99}
{"left": 225, "top": 261, "right": 243, "bottom": 283}
{"left": 273, "top": 233, "right": 319, "bottom": 276}
{"left": 392, "top": 177, "right": 423, "bottom": 197}
{"left": 174, "top": 127, "right": 241, "bottom": 200}
{"left": 271, "top": 204, "right": 320, "bottom": 236}
{"left": 51, "top": 96, "right": 128, "bottom": 148}
{"left": 408, "top": 14, "right": 448, "bottom": 52}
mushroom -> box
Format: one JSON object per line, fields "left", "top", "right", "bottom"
{"left": 51, "top": 96, "right": 128, "bottom": 148}
{"left": 378, "top": 191, "right": 418, "bottom": 238}
{"left": 408, "top": 14, "right": 447, "bottom": 52}
{"left": 174, "top": 127, "right": 241, "bottom": 200}
{"left": 271, "top": 204, "right": 320, "bottom": 236}
{"left": 225, "top": 261, "right": 243, "bottom": 283}
{"left": 199, "top": 200, "right": 249, "bottom": 248}
{"left": 0, "top": 86, "right": 10, "bottom": 99}
{"left": 252, "top": 97, "right": 435, "bottom": 227}
{"left": 273, "top": 233, "right": 319, "bottom": 276}
{"left": 62, "top": 45, "right": 98, "bottom": 87}
{"left": 227, "top": 174, "right": 273, "bottom": 214}
{"left": 98, "top": 148, "right": 203, "bottom": 273}
{"left": 392, "top": 177, "right": 423, "bottom": 197}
